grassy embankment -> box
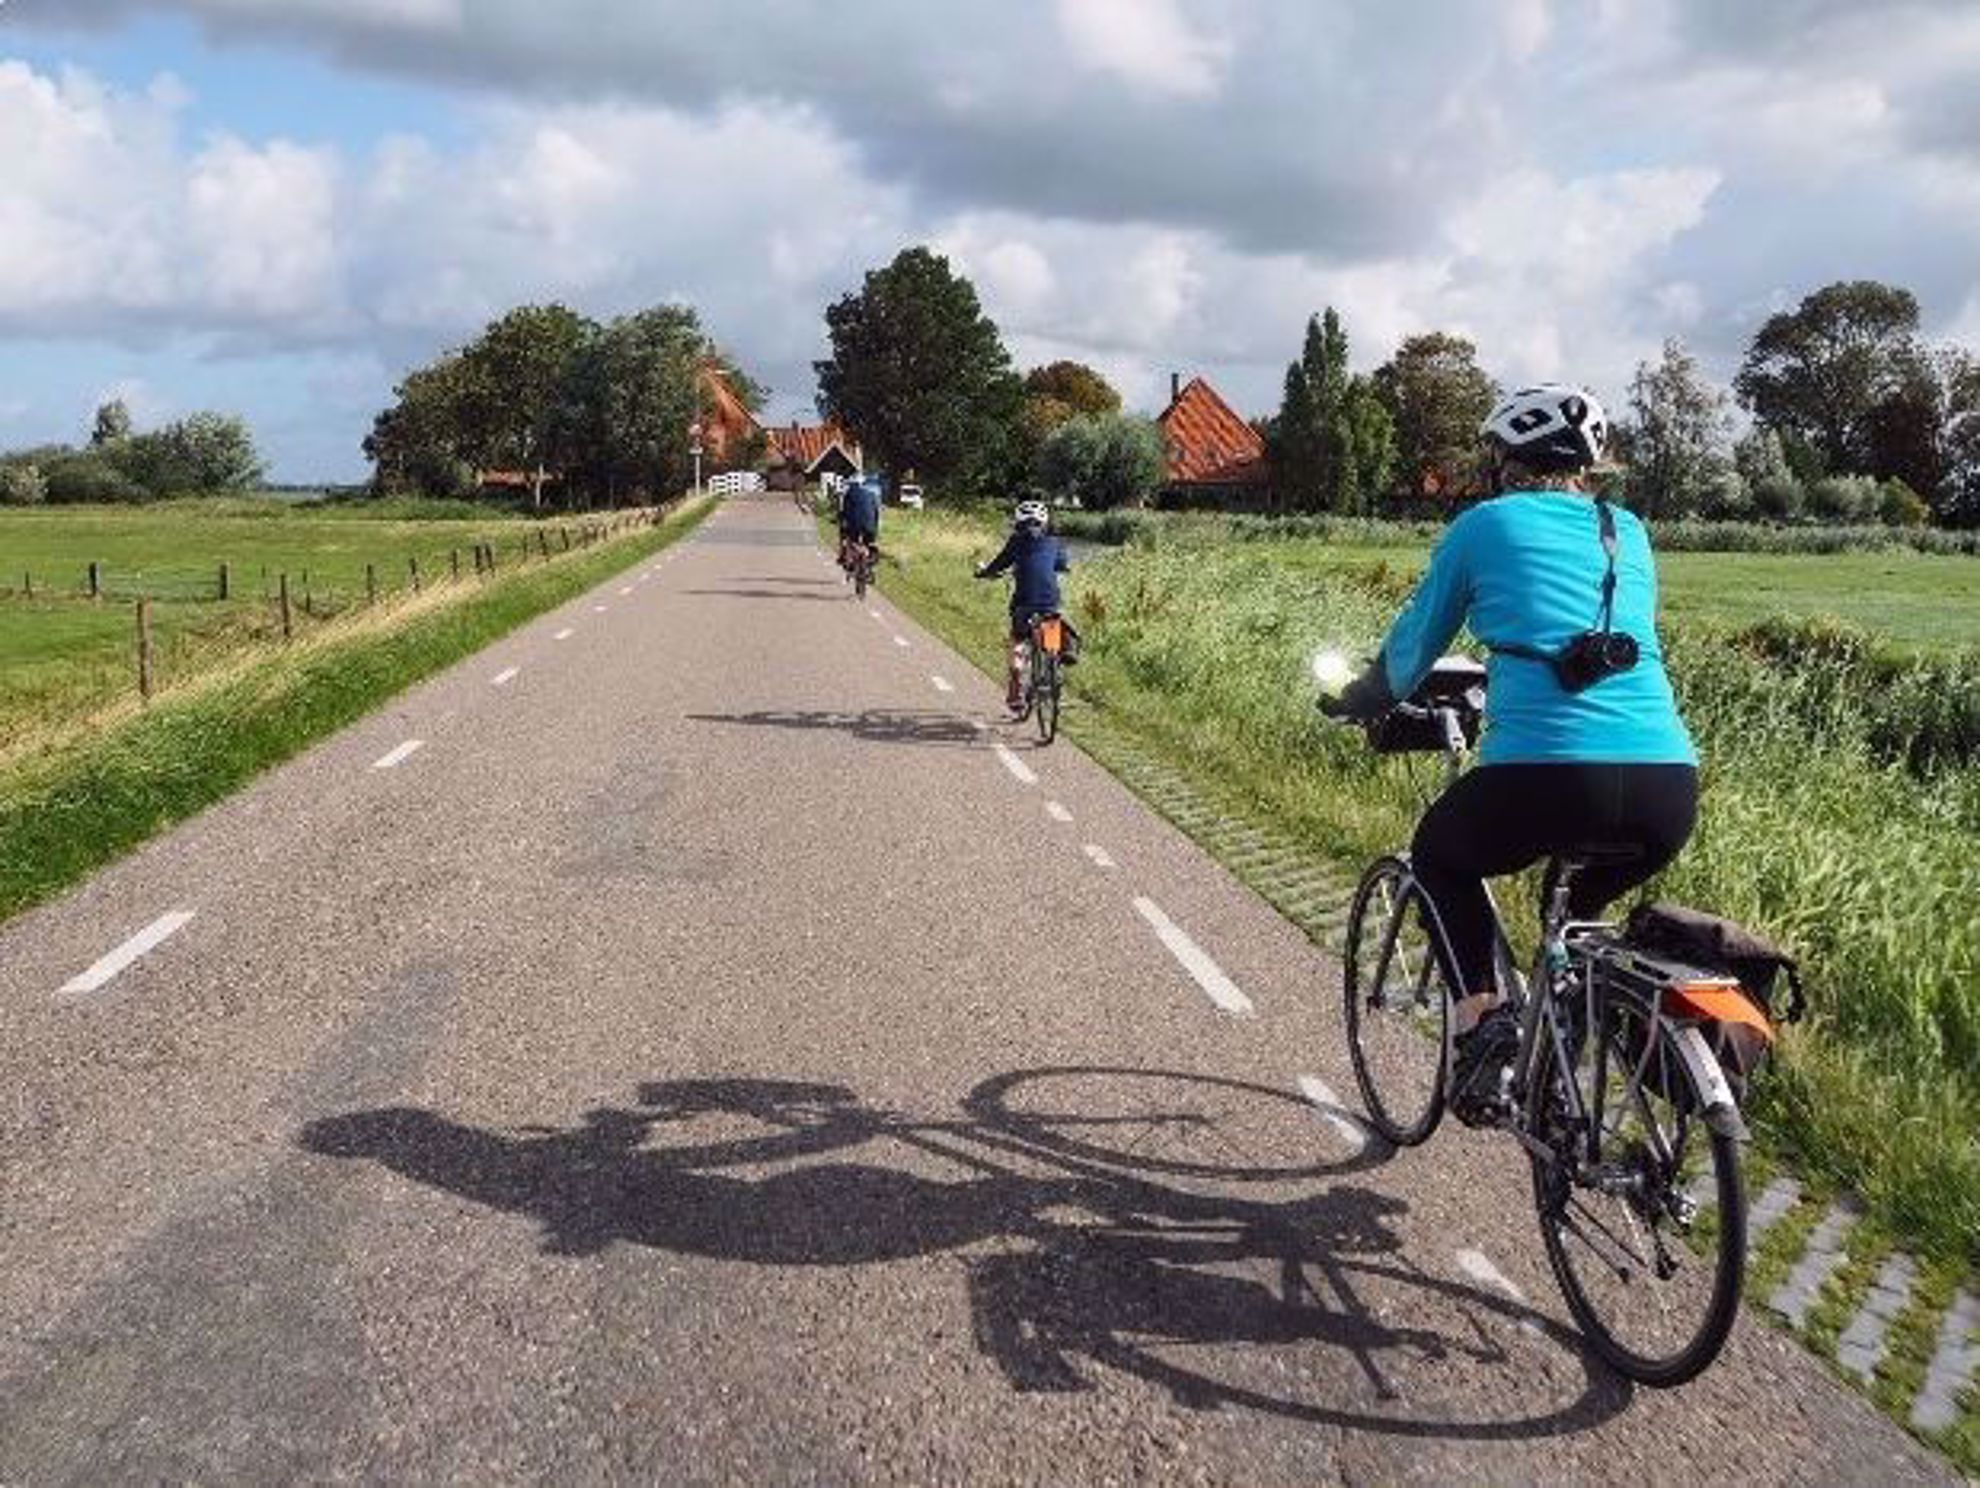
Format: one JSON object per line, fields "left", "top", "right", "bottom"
{"left": 876, "top": 507, "right": 1980, "bottom": 1273}
{"left": 0, "top": 497, "right": 712, "bottom": 922}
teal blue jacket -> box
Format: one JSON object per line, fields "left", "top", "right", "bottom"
{"left": 1378, "top": 492, "right": 1697, "bottom": 766}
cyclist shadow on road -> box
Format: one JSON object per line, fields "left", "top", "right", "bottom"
{"left": 301, "top": 1069, "right": 1628, "bottom": 1441}
{"left": 687, "top": 709, "right": 987, "bottom": 748}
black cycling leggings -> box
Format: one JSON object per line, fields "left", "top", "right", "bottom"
{"left": 1411, "top": 763, "right": 1699, "bottom": 995}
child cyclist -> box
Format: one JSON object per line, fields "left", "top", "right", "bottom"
{"left": 974, "top": 500, "right": 1072, "bottom": 714}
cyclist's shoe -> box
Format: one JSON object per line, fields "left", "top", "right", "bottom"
{"left": 1451, "top": 1005, "right": 1520, "bottom": 1127}
{"left": 1006, "top": 681, "right": 1025, "bottom": 713}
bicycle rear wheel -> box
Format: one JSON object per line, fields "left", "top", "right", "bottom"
{"left": 1529, "top": 1001, "right": 1745, "bottom": 1386}
{"left": 854, "top": 556, "right": 869, "bottom": 599}
{"left": 1341, "top": 856, "right": 1451, "bottom": 1146}
{"left": 1035, "top": 653, "right": 1061, "bottom": 744}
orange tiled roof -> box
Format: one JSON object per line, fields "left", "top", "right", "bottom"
{"left": 769, "top": 422, "right": 861, "bottom": 471}
{"left": 1157, "top": 376, "right": 1266, "bottom": 485}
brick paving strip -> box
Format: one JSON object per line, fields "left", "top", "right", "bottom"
{"left": 1768, "top": 1198, "right": 1860, "bottom": 1327}
{"left": 1912, "top": 1290, "right": 1979, "bottom": 1434}
{"left": 1837, "top": 1253, "right": 1917, "bottom": 1385}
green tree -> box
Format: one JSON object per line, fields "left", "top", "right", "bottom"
{"left": 456, "top": 303, "right": 597, "bottom": 508}
{"left": 562, "top": 306, "right": 704, "bottom": 504}
{"left": 1024, "top": 361, "right": 1120, "bottom": 419}
{"left": 1625, "top": 337, "right": 1734, "bottom": 519}
{"left": 1734, "top": 280, "right": 1930, "bottom": 481}
{"left": 115, "top": 413, "right": 264, "bottom": 495}
{"left": 365, "top": 356, "right": 474, "bottom": 498}
{"left": 0, "top": 461, "right": 47, "bottom": 505}
{"left": 1034, "top": 412, "right": 1163, "bottom": 510}
{"left": 1271, "top": 309, "right": 1392, "bottom": 513}
{"left": 90, "top": 399, "right": 132, "bottom": 448}
{"left": 1370, "top": 332, "right": 1496, "bottom": 504}
{"left": 816, "top": 246, "right": 1022, "bottom": 489}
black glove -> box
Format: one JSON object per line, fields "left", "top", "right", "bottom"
{"left": 1319, "top": 663, "right": 1395, "bottom": 722}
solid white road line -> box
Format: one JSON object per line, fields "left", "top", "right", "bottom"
{"left": 993, "top": 743, "right": 1038, "bottom": 785}
{"left": 371, "top": 739, "right": 426, "bottom": 770}
{"left": 1082, "top": 843, "right": 1118, "bottom": 870}
{"left": 931, "top": 675, "right": 955, "bottom": 693}
{"left": 1296, "top": 1075, "right": 1369, "bottom": 1156}
{"left": 491, "top": 667, "right": 520, "bottom": 687}
{"left": 1132, "top": 897, "right": 1253, "bottom": 1015}
{"left": 1045, "top": 800, "right": 1074, "bottom": 823}
{"left": 553, "top": 627, "right": 575, "bottom": 641}
{"left": 892, "top": 635, "right": 910, "bottom": 649}
{"left": 59, "top": 911, "right": 196, "bottom": 997}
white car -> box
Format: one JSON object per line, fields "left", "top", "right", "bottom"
{"left": 897, "top": 483, "right": 925, "bottom": 509}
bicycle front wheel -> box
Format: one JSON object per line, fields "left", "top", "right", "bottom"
{"left": 1529, "top": 1003, "right": 1745, "bottom": 1386}
{"left": 1341, "top": 856, "right": 1451, "bottom": 1146}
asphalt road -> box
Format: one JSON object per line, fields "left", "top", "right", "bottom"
{"left": 0, "top": 497, "right": 1951, "bottom": 1484}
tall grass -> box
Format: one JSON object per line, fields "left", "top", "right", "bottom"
{"left": 884, "top": 508, "right": 1980, "bottom": 1264}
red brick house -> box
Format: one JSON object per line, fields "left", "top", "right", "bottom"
{"left": 766, "top": 421, "right": 864, "bottom": 487}
{"left": 1157, "top": 374, "right": 1267, "bottom": 500}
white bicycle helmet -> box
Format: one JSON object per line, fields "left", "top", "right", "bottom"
{"left": 1014, "top": 499, "right": 1050, "bottom": 529}
{"left": 1479, "top": 384, "right": 1609, "bottom": 470}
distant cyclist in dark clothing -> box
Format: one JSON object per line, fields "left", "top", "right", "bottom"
{"left": 838, "top": 476, "right": 882, "bottom": 573}
{"left": 975, "top": 500, "right": 1070, "bottom": 713}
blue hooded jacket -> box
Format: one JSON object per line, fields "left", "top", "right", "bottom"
{"left": 841, "top": 478, "right": 882, "bottom": 537}
{"left": 979, "top": 527, "right": 1069, "bottom": 613}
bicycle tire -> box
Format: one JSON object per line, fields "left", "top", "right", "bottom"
{"left": 1035, "top": 655, "right": 1061, "bottom": 744}
{"left": 1341, "top": 855, "right": 1449, "bottom": 1146}
{"left": 1528, "top": 1005, "right": 1745, "bottom": 1386}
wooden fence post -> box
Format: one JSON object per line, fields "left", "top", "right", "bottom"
{"left": 303, "top": 570, "right": 314, "bottom": 616}
{"left": 409, "top": 555, "right": 421, "bottom": 593}
{"left": 136, "top": 598, "right": 154, "bottom": 703}
{"left": 366, "top": 563, "right": 378, "bottom": 605}
{"left": 450, "top": 547, "right": 461, "bottom": 580}
{"left": 219, "top": 562, "right": 231, "bottom": 601}
{"left": 485, "top": 542, "right": 497, "bottom": 573}
{"left": 538, "top": 529, "right": 550, "bottom": 560}
{"left": 22, "top": 571, "right": 32, "bottom": 598}
{"left": 279, "top": 573, "right": 293, "bottom": 639}
{"left": 88, "top": 560, "right": 102, "bottom": 599}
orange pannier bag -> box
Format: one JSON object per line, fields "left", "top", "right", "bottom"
{"left": 1036, "top": 616, "right": 1064, "bottom": 654}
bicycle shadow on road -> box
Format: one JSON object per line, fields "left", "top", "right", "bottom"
{"left": 300, "top": 1069, "right": 1629, "bottom": 1442}
{"left": 686, "top": 709, "right": 987, "bottom": 748}
{"left": 680, "top": 587, "right": 850, "bottom": 602}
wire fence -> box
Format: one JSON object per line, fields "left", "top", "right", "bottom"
{"left": 1, "top": 505, "right": 676, "bottom": 726}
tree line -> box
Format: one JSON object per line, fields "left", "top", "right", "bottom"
{"left": 365, "top": 302, "right": 766, "bottom": 509}
{"left": 808, "top": 246, "right": 1980, "bottom": 528}
{"left": 0, "top": 401, "right": 264, "bottom": 505}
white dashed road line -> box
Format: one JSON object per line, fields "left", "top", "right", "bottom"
{"left": 618, "top": 586, "right": 633, "bottom": 597}
{"left": 993, "top": 743, "right": 1038, "bottom": 786}
{"left": 1456, "top": 1248, "right": 1542, "bottom": 1334}
{"left": 1045, "top": 800, "right": 1074, "bottom": 823}
{"left": 892, "top": 635, "right": 910, "bottom": 649}
{"left": 1132, "top": 897, "right": 1253, "bottom": 1016}
{"left": 1296, "top": 1075, "right": 1369, "bottom": 1156}
{"left": 869, "top": 609, "right": 884, "bottom": 621}
{"left": 58, "top": 911, "right": 196, "bottom": 997}
{"left": 371, "top": 739, "right": 425, "bottom": 770}
{"left": 931, "top": 675, "right": 955, "bottom": 693}
{"left": 1082, "top": 843, "right": 1118, "bottom": 870}
{"left": 592, "top": 604, "right": 608, "bottom": 613}
{"left": 554, "top": 628, "right": 575, "bottom": 641}
{"left": 491, "top": 667, "right": 520, "bottom": 687}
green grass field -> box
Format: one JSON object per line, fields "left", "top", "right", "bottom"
{"left": 1221, "top": 543, "right": 1980, "bottom": 653}
{"left": 0, "top": 499, "right": 569, "bottom": 751}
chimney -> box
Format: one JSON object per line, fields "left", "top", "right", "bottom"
{"left": 1170, "top": 372, "right": 1181, "bottom": 405}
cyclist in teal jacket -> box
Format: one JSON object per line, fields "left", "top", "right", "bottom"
{"left": 1328, "top": 384, "right": 1698, "bottom": 1121}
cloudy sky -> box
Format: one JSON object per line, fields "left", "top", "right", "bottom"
{"left": 3, "top": 0, "right": 1978, "bottom": 481}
